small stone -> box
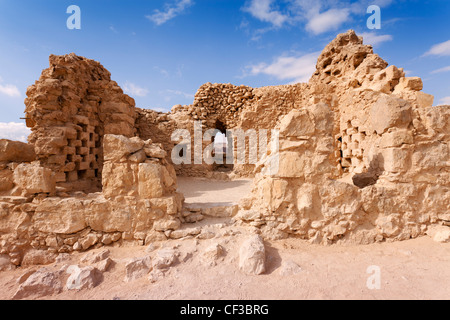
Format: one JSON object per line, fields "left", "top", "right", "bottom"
{"left": 101, "top": 234, "right": 113, "bottom": 245}
{"left": 426, "top": 225, "right": 450, "bottom": 243}
{"left": 153, "top": 219, "right": 181, "bottom": 232}
{"left": 279, "top": 260, "right": 302, "bottom": 276}
{"left": 184, "top": 214, "right": 204, "bottom": 223}
{"left": 81, "top": 249, "right": 110, "bottom": 264}
{"left": 197, "top": 231, "right": 216, "bottom": 240}
{"left": 0, "top": 254, "right": 13, "bottom": 271}
{"left": 124, "top": 256, "right": 151, "bottom": 282}
{"left": 95, "top": 258, "right": 114, "bottom": 273}
{"left": 148, "top": 269, "right": 165, "bottom": 283}
{"left": 64, "top": 237, "right": 78, "bottom": 246}
{"left": 202, "top": 243, "right": 225, "bottom": 266}
{"left": 111, "top": 233, "right": 122, "bottom": 242}
{"left": 73, "top": 242, "right": 82, "bottom": 251}
{"left": 170, "top": 227, "right": 201, "bottom": 239}
{"left": 17, "top": 270, "right": 36, "bottom": 285}
{"left": 80, "top": 234, "right": 99, "bottom": 251}
{"left": 153, "top": 248, "right": 178, "bottom": 270}
{"left": 66, "top": 265, "right": 103, "bottom": 290}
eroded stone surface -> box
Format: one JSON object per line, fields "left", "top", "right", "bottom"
{"left": 239, "top": 235, "right": 266, "bottom": 275}
{"left": 0, "top": 30, "right": 448, "bottom": 267}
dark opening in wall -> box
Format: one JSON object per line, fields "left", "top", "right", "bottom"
{"left": 352, "top": 157, "right": 383, "bottom": 189}
{"left": 214, "top": 120, "right": 234, "bottom": 173}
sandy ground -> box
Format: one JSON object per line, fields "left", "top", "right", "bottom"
{"left": 1, "top": 223, "right": 449, "bottom": 300}
{"left": 1, "top": 179, "right": 448, "bottom": 300}
{"left": 177, "top": 177, "right": 253, "bottom": 207}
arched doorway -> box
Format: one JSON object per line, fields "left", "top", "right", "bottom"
{"left": 213, "top": 120, "right": 233, "bottom": 173}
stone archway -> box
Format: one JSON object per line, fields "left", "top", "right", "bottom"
{"left": 212, "top": 119, "right": 234, "bottom": 173}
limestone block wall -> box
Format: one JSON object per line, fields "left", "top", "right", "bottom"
{"left": 0, "top": 135, "right": 184, "bottom": 267}
{"left": 24, "top": 53, "right": 136, "bottom": 192}
{"left": 238, "top": 101, "right": 449, "bottom": 244}
{"left": 136, "top": 82, "right": 312, "bottom": 178}
{"left": 1, "top": 30, "right": 448, "bottom": 268}
{"left": 236, "top": 31, "right": 450, "bottom": 245}
{"left": 102, "top": 134, "right": 178, "bottom": 199}
{"left": 0, "top": 139, "right": 57, "bottom": 197}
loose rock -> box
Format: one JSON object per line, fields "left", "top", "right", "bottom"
{"left": 239, "top": 235, "right": 266, "bottom": 275}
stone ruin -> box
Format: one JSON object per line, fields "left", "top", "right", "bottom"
{"left": 0, "top": 30, "right": 449, "bottom": 267}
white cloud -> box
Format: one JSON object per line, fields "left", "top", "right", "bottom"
{"left": 146, "top": 0, "right": 194, "bottom": 26}
{"left": 360, "top": 32, "right": 393, "bottom": 46}
{"left": 248, "top": 51, "right": 320, "bottom": 84}
{"left": 431, "top": 66, "right": 450, "bottom": 74}
{"left": 243, "top": 0, "right": 395, "bottom": 37}
{"left": 123, "top": 82, "right": 149, "bottom": 97}
{"left": 306, "top": 8, "right": 350, "bottom": 35}
{"left": 166, "top": 89, "right": 194, "bottom": 99}
{"left": 424, "top": 40, "right": 450, "bottom": 56}
{"left": 0, "top": 122, "right": 30, "bottom": 142}
{"left": 439, "top": 96, "right": 450, "bottom": 105}
{"left": 154, "top": 67, "right": 170, "bottom": 78}
{"left": 0, "top": 84, "right": 20, "bottom": 98}
{"left": 0, "top": 76, "right": 21, "bottom": 98}
{"left": 243, "top": 0, "right": 289, "bottom": 28}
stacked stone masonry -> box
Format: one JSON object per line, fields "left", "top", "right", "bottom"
{"left": 0, "top": 30, "right": 449, "bottom": 267}
{"left": 24, "top": 53, "right": 136, "bottom": 192}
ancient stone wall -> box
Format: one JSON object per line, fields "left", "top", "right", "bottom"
{"left": 0, "top": 134, "right": 184, "bottom": 266}
{"left": 0, "top": 30, "right": 448, "bottom": 269}
{"left": 136, "top": 82, "right": 313, "bottom": 178}
{"left": 236, "top": 31, "right": 450, "bottom": 244}
{"left": 0, "top": 140, "right": 38, "bottom": 196}
{"left": 24, "top": 53, "right": 136, "bottom": 192}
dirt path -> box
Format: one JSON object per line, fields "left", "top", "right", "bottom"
{"left": 1, "top": 227, "right": 448, "bottom": 300}
{"left": 177, "top": 177, "right": 253, "bottom": 207}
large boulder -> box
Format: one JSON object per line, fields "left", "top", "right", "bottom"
{"left": 13, "top": 162, "right": 56, "bottom": 195}
{"left": 12, "top": 268, "right": 62, "bottom": 300}
{"left": 103, "top": 134, "right": 144, "bottom": 162}
{"left": 0, "top": 139, "right": 35, "bottom": 162}
{"left": 239, "top": 235, "right": 266, "bottom": 275}
{"left": 370, "top": 95, "right": 412, "bottom": 134}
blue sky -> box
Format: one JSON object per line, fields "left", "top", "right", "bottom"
{"left": 0, "top": 0, "right": 449, "bottom": 141}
